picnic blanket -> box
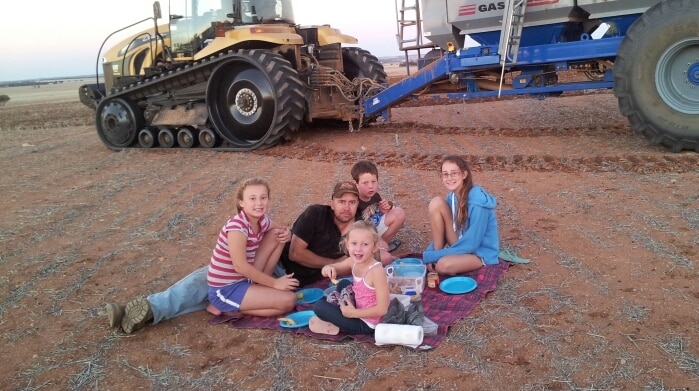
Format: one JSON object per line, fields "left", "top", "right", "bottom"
{"left": 208, "top": 259, "right": 509, "bottom": 350}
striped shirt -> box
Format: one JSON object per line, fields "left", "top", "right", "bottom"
{"left": 207, "top": 211, "right": 271, "bottom": 287}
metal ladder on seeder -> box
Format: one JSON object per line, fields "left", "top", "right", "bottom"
{"left": 395, "top": 0, "right": 437, "bottom": 75}
{"left": 498, "top": 0, "right": 528, "bottom": 96}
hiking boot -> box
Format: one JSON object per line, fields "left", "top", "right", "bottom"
{"left": 121, "top": 297, "right": 153, "bottom": 334}
{"left": 105, "top": 303, "right": 125, "bottom": 328}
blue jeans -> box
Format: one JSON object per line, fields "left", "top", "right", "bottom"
{"left": 147, "top": 266, "right": 209, "bottom": 324}
{"left": 312, "top": 279, "right": 374, "bottom": 335}
{"left": 313, "top": 300, "right": 375, "bottom": 335}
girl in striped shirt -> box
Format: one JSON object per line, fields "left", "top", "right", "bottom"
{"left": 207, "top": 178, "right": 299, "bottom": 317}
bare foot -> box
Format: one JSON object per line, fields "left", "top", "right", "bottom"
{"left": 206, "top": 303, "right": 222, "bottom": 316}
{"left": 309, "top": 316, "right": 340, "bottom": 335}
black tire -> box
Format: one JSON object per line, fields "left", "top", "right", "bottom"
{"left": 206, "top": 49, "right": 306, "bottom": 150}
{"left": 158, "top": 128, "right": 176, "bottom": 148}
{"left": 198, "top": 128, "right": 219, "bottom": 148}
{"left": 342, "top": 47, "right": 387, "bottom": 83}
{"left": 95, "top": 97, "right": 143, "bottom": 150}
{"left": 177, "top": 127, "right": 198, "bottom": 148}
{"left": 138, "top": 128, "right": 157, "bottom": 148}
{"left": 342, "top": 47, "right": 387, "bottom": 125}
{"left": 613, "top": 0, "right": 699, "bottom": 152}
{"left": 420, "top": 49, "right": 443, "bottom": 69}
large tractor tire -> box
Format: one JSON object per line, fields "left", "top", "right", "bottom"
{"left": 342, "top": 47, "right": 387, "bottom": 125}
{"left": 206, "top": 49, "right": 306, "bottom": 150}
{"left": 342, "top": 47, "right": 387, "bottom": 83}
{"left": 95, "top": 97, "right": 144, "bottom": 150}
{"left": 613, "top": 0, "right": 699, "bottom": 152}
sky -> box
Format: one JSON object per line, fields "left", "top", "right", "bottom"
{"left": 0, "top": 0, "right": 407, "bottom": 81}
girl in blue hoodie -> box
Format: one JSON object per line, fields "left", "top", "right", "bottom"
{"left": 423, "top": 155, "right": 499, "bottom": 275}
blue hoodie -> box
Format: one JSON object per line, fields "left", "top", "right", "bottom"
{"left": 423, "top": 185, "right": 499, "bottom": 265}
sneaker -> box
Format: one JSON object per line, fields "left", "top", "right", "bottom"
{"left": 105, "top": 303, "right": 125, "bottom": 328}
{"left": 326, "top": 290, "right": 341, "bottom": 305}
{"left": 121, "top": 297, "right": 153, "bottom": 334}
{"left": 338, "top": 286, "right": 355, "bottom": 306}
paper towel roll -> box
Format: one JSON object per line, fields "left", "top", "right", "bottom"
{"left": 374, "top": 323, "right": 424, "bottom": 347}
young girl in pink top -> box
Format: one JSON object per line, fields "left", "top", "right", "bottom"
{"left": 207, "top": 178, "right": 299, "bottom": 317}
{"left": 310, "top": 221, "right": 390, "bottom": 335}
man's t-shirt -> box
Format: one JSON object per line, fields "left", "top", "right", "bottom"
{"left": 281, "top": 204, "right": 348, "bottom": 286}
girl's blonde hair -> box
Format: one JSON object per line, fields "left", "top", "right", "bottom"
{"left": 235, "top": 178, "right": 270, "bottom": 213}
{"left": 340, "top": 220, "right": 381, "bottom": 261}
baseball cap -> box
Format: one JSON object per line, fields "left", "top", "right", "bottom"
{"left": 332, "top": 181, "right": 359, "bottom": 199}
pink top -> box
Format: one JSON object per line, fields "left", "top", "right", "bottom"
{"left": 207, "top": 210, "right": 271, "bottom": 287}
{"left": 351, "top": 262, "right": 387, "bottom": 328}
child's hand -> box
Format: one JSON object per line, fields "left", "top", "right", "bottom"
{"left": 275, "top": 273, "right": 299, "bottom": 291}
{"left": 274, "top": 227, "right": 291, "bottom": 243}
{"left": 339, "top": 299, "right": 357, "bottom": 317}
{"left": 321, "top": 265, "right": 336, "bottom": 281}
{"left": 378, "top": 199, "right": 393, "bottom": 214}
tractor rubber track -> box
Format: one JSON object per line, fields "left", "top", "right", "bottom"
{"left": 107, "top": 52, "right": 226, "bottom": 104}
{"left": 101, "top": 49, "right": 306, "bottom": 152}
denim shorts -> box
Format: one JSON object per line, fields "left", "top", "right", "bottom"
{"left": 208, "top": 280, "right": 251, "bottom": 313}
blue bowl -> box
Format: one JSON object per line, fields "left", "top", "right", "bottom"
{"left": 279, "top": 310, "right": 315, "bottom": 328}
{"left": 388, "top": 264, "right": 426, "bottom": 278}
{"left": 392, "top": 257, "right": 423, "bottom": 265}
{"left": 296, "top": 288, "right": 324, "bottom": 305}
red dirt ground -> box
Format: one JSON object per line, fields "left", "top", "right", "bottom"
{"left": 0, "top": 75, "right": 697, "bottom": 390}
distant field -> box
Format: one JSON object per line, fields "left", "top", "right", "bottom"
{"left": 0, "top": 65, "right": 408, "bottom": 107}
{"left": 0, "top": 80, "right": 86, "bottom": 105}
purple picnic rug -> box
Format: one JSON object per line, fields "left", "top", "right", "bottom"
{"left": 209, "top": 259, "right": 509, "bottom": 349}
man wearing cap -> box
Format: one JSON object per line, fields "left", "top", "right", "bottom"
{"left": 105, "top": 181, "right": 362, "bottom": 334}
{"left": 279, "top": 180, "right": 361, "bottom": 286}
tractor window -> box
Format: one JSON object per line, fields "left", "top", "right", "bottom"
{"left": 240, "top": 0, "right": 294, "bottom": 24}
{"left": 194, "top": 0, "right": 231, "bottom": 18}
{"left": 169, "top": 0, "right": 231, "bottom": 56}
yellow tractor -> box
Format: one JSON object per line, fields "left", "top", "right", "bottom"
{"left": 79, "top": 0, "right": 386, "bottom": 150}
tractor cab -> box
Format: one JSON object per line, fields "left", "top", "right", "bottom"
{"left": 168, "top": 0, "right": 295, "bottom": 58}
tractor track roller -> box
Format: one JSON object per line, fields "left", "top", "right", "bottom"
{"left": 177, "top": 127, "right": 198, "bottom": 148}
{"left": 138, "top": 128, "right": 157, "bottom": 148}
{"left": 198, "top": 128, "right": 219, "bottom": 149}
{"left": 158, "top": 128, "right": 176, "bottom": 148}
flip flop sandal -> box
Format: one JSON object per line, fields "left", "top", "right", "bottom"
{"left": 388, "top": 239, "right": 401, "bottom": 252}
{"left": 498, "top": 249, "right": 530, "bottom": 264}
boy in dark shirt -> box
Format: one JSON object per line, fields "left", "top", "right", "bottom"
{"left": 350, "top": 160, "right": 406, "bottom": 265}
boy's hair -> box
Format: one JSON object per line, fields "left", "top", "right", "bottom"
{"left": 235, "top": 178, "right": 270, "bottom": 213}
{"left": 350, "top": 160, "right": 379, "bottom": 182}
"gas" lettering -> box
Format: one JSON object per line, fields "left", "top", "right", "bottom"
{"left": 478, "top": 2, "right": 505, "bottom": 12}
